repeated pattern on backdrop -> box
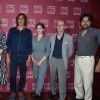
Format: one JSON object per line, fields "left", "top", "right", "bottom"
{"left": 0, "top": 0, "right": 91, "bottom": 92}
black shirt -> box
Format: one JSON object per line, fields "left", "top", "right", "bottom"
{"left": 52, "top": 34, "right": 64, "bottom": 58}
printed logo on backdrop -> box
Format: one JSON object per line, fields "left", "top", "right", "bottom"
{"left": 26, "top": 71, "right": 33, "bottom": 78}
{"left": 28, "top": 19, "right": 35, "bottom": 27}
{"left": 68, "top": 83, "right": 74, "bottom": 90}
{"left": 60, "top": 7, "right": 69, "bottom": 15}
{"left": 40, "top": 19, "right": 49, "bottom": 27}
{"left": 80, "top": 0, "right": 88, "bottom": 2}
{"left": 1, "top": 18, "right": 8, "bottom": 27}
{"left": 44, "top": 83, "right": 50, "bottom": 90}
{"left": 6, "top": 5, "right": 15, "bottom": 13}
{"left": 47, "top": 6, "right": 56, "bottom": 14}
{"left": 34, "top": 5, "right": 42, "bottom": 14}
{"left": 73, "top": 7, "right": 81, "bottom": 15}
{"left": 67, "top": 0, "right": 75, "bottom": 2}
{"left": 20, "top": 5, "right": 29, "bottom": 13}
{"left": 66, "top": 20, "right": 74, "bottom": 29}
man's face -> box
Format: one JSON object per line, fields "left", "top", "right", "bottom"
{"left": 18, "top": 15, "right": 25, "bottom": 26}
{"left": 80, "top": 17, "right": 91, "bottom": 29}
{"left": 56, "top": 21, "right": 66, "bottom": 33}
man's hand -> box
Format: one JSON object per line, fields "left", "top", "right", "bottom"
{"left": 95, "top": 59, "right": 100, "bottom": 72}
{"left": 26, "top": 55, "right": 32, "bottom": 66}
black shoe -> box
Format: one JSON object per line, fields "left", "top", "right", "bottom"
{"left": 31, "top": 93, "right": 37, "bottom": 97}
{"left": 35, "top": 95, "right": 41, "bottom": 100}
{"left": 48, "top": 94, "right": 56, "bottom": 100}
{"left": 76, "top": 99, "right": 84, "bottom": 100}
{"left": 71, "top": 96, "right": 84, "bottom": 100}
{"left": 32, "top": 92, "right": 43, "bottom": 97}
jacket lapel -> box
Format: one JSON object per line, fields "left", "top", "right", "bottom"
{"left": 52, "top": 34, "right": 56, "bottom": 52}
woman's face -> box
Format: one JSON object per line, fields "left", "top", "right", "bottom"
{"left": 36, "top": 25, "right": 44, "bottom": 35}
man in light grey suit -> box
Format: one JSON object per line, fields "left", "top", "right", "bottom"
{"left": 48, "top": 20, "right": 74, "bottom": 100}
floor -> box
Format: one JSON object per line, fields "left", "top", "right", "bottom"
{"left": 0, "top": 73, "right": 100, "bottom": 100}
{"left": 0, "top": 92, "right": 74, "bottom": 100}
{"left": 0, "top": 92, "right": 100, "bottom": 100}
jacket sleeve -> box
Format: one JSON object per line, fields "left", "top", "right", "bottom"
{"left": 45, "top": 37, "right": 51, "bottom": 58}
{"left": 27, "top": 31, "right": 32, "bottom": 55}
{"left": 6, "top": 29, "right": 12, "bottom": 53}
{"left": 68, "top": 36, "right": 74, "bottom": 57}
{"left": 96, "top": 29, "right": 100, "bottom": 47}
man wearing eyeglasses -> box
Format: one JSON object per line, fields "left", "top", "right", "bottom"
{"left": 48, "top": 20, "right": 74, "bottom": 100}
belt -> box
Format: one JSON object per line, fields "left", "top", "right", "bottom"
{"left": 76, "top": 55, "right": 94, "bottom": 58}
{"left": 53, "top": 56, "right": 62, "bottom": 59}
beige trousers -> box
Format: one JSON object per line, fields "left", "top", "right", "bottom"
{"left": 74, "top": 56, "right": 95, "bottom": 100}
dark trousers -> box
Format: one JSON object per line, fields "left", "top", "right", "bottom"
{"left": 10, "top": 60, "right": 27, "bottom": 92}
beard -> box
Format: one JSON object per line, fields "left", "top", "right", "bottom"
{"left": 81, "top": 25, "right": 90, "bottom": 30}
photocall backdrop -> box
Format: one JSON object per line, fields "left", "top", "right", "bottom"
{"left": 0, "top": 0, "right": 91, "bottom": 92}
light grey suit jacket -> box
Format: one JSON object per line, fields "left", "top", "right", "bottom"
{"left": 49, "top": 33, "right": 74, "bottom": 69}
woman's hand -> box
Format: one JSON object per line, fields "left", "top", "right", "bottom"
{"left": 36, "top": 61, "right": 42, "bottom": 67}
{"left": 6, "top": 53, "right": 11, "bottom": 65}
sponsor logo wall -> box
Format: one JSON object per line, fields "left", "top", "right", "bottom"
{"left": 0, "top": 0, "right": 91, "bottom": 92}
